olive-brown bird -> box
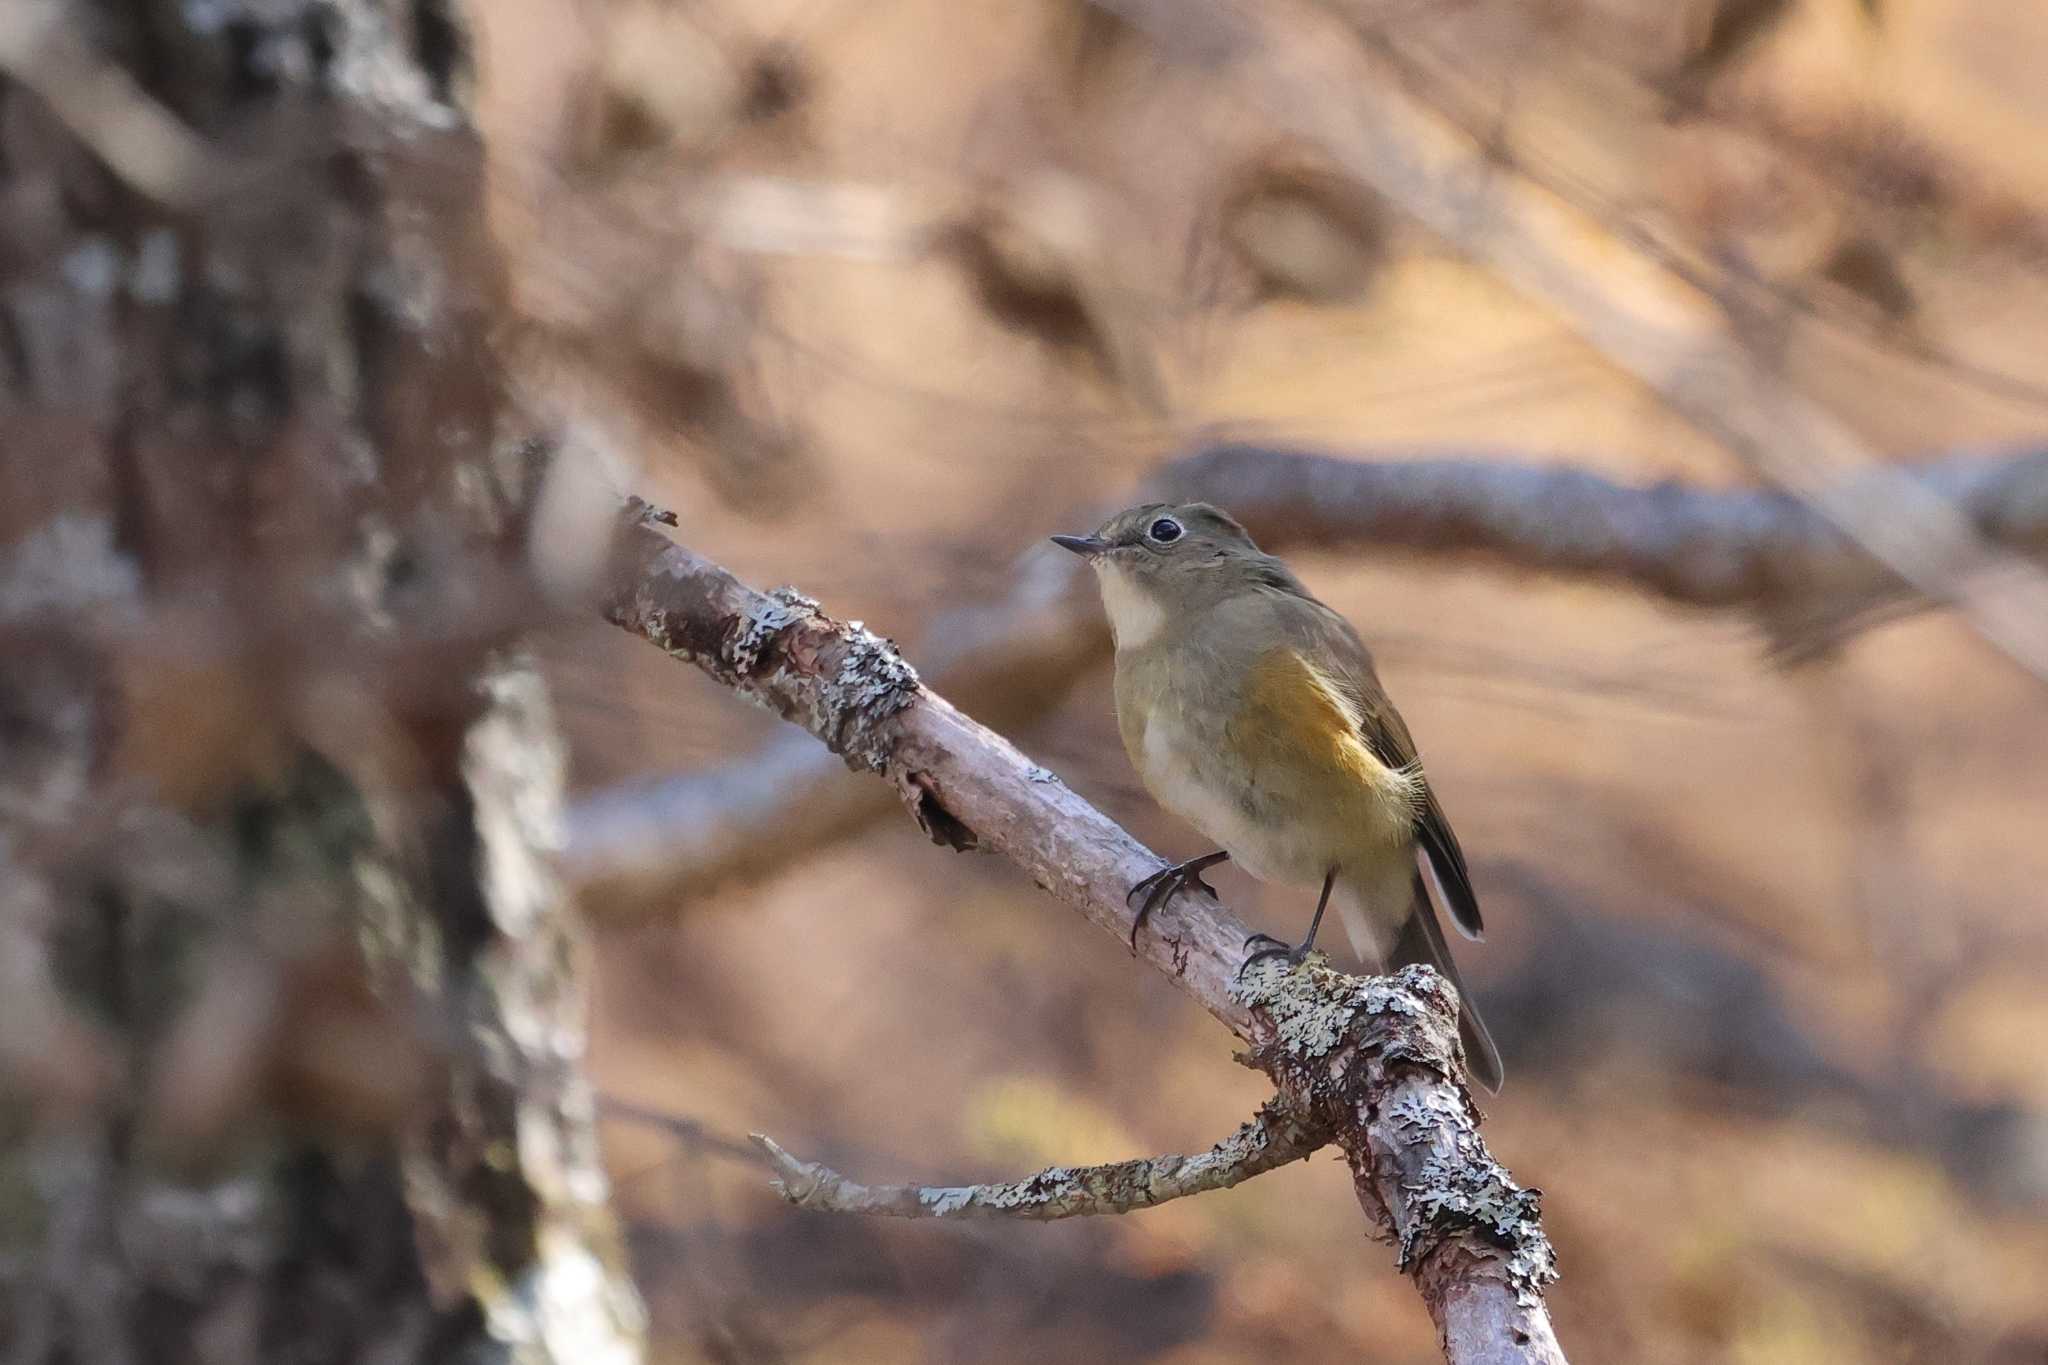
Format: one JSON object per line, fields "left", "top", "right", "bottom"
{"left": 1054, "top": 502, "right": 1503, "bottom": 1092}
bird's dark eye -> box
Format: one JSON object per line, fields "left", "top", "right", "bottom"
{"left": 1147, "top": 517, "right": 1183, "bottom": 544}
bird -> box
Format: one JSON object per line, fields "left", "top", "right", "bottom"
{"left": 1052, "top": 501, "right": 1504, "bottom": 1092}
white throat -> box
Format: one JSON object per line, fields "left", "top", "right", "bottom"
{"left": 1096, "top": 563, "right": 1166, "bottom": 649}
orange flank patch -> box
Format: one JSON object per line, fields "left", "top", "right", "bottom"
{"left": 1234, "top": 647, "right": 1419, "bottom": 837}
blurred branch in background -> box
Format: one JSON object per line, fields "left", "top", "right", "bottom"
{"left": 0, "top": 0, "right": 220, "bottom": 205}
{"left": 600, "top": 517, "right": 1567, "bottom": 1363}
{"left": 1130, "top": 0, "right": 2048, "bottom": 681}
{"left": 566, "top": 439, "right": 2048, "bottom": 908}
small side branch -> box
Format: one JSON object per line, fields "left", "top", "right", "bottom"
{"left": 751, "top": 1101, "right": 1323, "bottom": 1221}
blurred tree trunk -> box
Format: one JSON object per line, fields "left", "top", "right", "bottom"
{"left": 0, "top": 2, "right": 642, "bottom": 1362}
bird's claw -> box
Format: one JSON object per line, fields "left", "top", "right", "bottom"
{"left": 1236, "top": 932, "right": 1313, "bottom": 979}
{"left": 1125, "top": 854, "right": 1227, "bottom": 951}
{"left": 1125, "top": 867, "right": 1213, "bottom": 910}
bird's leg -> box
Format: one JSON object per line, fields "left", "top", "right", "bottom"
{"left": 1126, "top": 850, "right": 1231, "bottom": 949}
{"left": 1241, "top": 870, "right": 1336, "bottom": 973}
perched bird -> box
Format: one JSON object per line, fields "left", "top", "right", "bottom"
{"left": 1053, "top": 503, "right": 1503, "bottom": 1092}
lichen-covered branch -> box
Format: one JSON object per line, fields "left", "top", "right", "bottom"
{"left": 751, "top": 1101, "right": 1322, "bottom": 1220}
{"left": 569, "top": 499, "right": 1100, "bottom": 906}
{"left": 601, "top": 525, "right": 1567, "bottom": 1364}
{"left": 566, "top": 439, "right": 2048, "bottom": 907}
{"left": 1239, "top": 959, "right": 1561, "bottom": 1355}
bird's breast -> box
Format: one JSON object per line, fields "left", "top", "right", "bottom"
{"left": 1120, "top": 638, "right": 1420, "bottom": 890}
{"left": 1137, "top": 709, "right": 1335, "bottom": 888}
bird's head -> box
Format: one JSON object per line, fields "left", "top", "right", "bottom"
{"left": 1052, "top": 502, "right": 1271, "bottom": 647}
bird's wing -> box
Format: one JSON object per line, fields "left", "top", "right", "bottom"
{"left": 1280, "top": 593, "right": 1486, "bottom": 941}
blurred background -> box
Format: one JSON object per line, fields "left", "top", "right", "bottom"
{"left": 470, "top": 0, "right": 2048, "bottom": 1361}
{"left": 5, "top": 0, "right": 2047, "bottom": 1361}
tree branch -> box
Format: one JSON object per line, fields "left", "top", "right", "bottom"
{"left": 566, "top": 440, "right": 2048, "bottom": 907}
{"left": 601, "top": 519, "right": 1567, "bottom": 1363}
{"left": 750, "top": 1099, "right": 1322, "bottom": 1220}
{"left": 603, "top": 1092, "right": 1324, "bottom": 1220}
{"left": 1160, "top": 443, "right": 2048, "bottom": 619}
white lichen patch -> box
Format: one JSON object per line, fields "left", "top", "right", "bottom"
{"left": 919, "top": 1186, "right": 976, "bottom": 1216}
{"left": 728, "top": 587, "right": 819, "bottom": 672}
{"left": 821, "top": 620, "right": 921, "bottom": 771}
{"left": 1231, "top": 955, "right": 1429, "bottom": 1063}
{"left": 1398, "top": 1133, "right": 1557, "bottom": 1302}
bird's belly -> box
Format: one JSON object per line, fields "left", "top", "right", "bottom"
{"left": 1141, "top": 721, "right": 1333, "bottom": 888}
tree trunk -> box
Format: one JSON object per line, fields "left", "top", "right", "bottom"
{"left": 0, "top": 2, "right": 642, "bottom": 1361}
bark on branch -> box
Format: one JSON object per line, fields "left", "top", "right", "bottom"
{"left": 751, "top": 1100, "right": 1321, "bottom": 1220}
{"left": 566, "top": 440, "right": 2048, "bottom": 909}
{"left": 601, "top": 519, "right": 1567, "bottom": 1364}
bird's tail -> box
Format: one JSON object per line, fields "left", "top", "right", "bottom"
{"left": 1337, "top": 872, "right": 1505, "bottom": 1094}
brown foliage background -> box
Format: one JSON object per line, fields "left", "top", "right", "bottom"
{"left": 474, "top": 1, "right": 2048, "bottom": 1360}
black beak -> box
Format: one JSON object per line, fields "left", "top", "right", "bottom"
{"left": 1051, "top": 533, "right": 1109, "bottom": 558}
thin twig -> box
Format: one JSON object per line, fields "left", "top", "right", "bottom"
{"left": 596, "top": 1095, "right": 765, "bottom": 1165}
{"left": 750, "top": 1100, "right": 1321, "bottom": 1220}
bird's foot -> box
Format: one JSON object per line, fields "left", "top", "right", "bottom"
{"left": 1125, "top": 851, "right": 1229, "bottom": 951}
{"left": 1237, "top": 931, "right": 1315, "bottom": 977}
